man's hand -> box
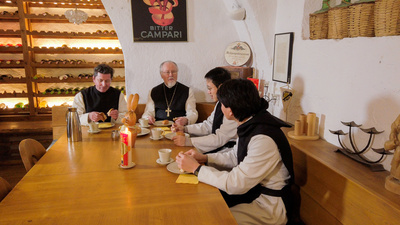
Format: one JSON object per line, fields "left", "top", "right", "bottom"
{"left": 174, "top": 117, "right": 188, "bottom": 126}
{"left": 89, "top": 112, "right": 103, "bottom": 122}
{"left": 171, "top": 123, "right": 184, "bottom": 133}
{"left": 108, "top": 109, "right": 119, "bottom": 120}
{"left": 147, "top": 116, "right": 155, "bottom": 125}
{"left": 172, "top": 135, "right": 186, "bottom": 146}
{"left": 175, "top": 151, "right": 200, "bottom": 173}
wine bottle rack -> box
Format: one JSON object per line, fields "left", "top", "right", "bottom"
{"left": 27, "top": 30, "right": 118, "bottom": 39}
{"left": 0, "top": 0, "right": 124, "bottom": 119}
{"left": 30, "top": 46, "right": 122, "bottom": 54}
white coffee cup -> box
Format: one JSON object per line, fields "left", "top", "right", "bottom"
{"left": 89, "top": 122, "right": 99, "bottom": 132}
{"left": 151, "top": 128, "right": 163, "bottom": 138}
{"left": 158, "top": 148, "right": 172, "bottom": 163}
{"left": 139, "top": 118, "right": 149, "bottom": 127}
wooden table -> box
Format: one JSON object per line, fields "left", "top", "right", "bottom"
{"left": 0, "top": 126, "right": 237, "bottom": 224}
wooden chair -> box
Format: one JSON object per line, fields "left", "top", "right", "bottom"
{"left": 19, "top": 138, "right": 47, "bottom": 172}
{"left": 0, "top": 177, "right": 12, "bottom": 201}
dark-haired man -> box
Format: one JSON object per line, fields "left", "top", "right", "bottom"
{"left": 72, "top": 64, "right": 127, "bottom": 126}
{"left": 171, "top": 67, "right": 237, "bottom": 153}
{"left": 176, "top": 79, "right": 297, "bottom": 225}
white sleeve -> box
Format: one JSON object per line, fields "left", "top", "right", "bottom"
{"left": 141, "top": 90, "right": 155, "bottom": 119}
{"left": 184, "top": 88, "right": 198, "bottom": 125}
{"left": 190, "top": 117, "right": 238, "bottom": 153}
{"left": 198, "top": 135, "right": 284, "bottom": 195}
{"left": 72, "top": 92, "right": 90, "bottom": 126}
{"left": 185, "top": 104, "right": 215, "bottom": 136}
{"left": 115, "top": 93, "right": 128, "bottom": 124}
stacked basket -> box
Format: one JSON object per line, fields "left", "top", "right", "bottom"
{"left": 310, "top": 0, "right": 400, "bottom": 39}
{"left": 328, "top": 0, "right": 352, "bottom": 39}
{"left": 310, "top": 0, "right": 330, "bottom": 40}
{"left": 374, "top": 0, "right": 400, "bottom": 36}
{"left": 349, "top": 0, "right": 375, "bottom": 37}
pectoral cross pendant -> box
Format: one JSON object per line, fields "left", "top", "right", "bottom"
{"left": 165, "top": 107, "right": 172, "bottom": 117}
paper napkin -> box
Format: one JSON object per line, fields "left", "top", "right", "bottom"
{"left": 176, "top": 174, "right": 198, "bottom": 184}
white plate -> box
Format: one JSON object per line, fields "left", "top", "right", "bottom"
{"left": 156, "top": 158, "right": 174, "bottom": 165}
{"left": 88, "top": 130, "right": 101, "bottom": 134}
{"left": 154, "top": 120, "right": 174, "bottom": 127}
{"left": 137, "top": 128, "right": 150, "bottom": 136}
{"left": 98, "top": 122, "right": 115, "bottom": 129}
{"left": 165, "top": 132, "right": 189, "bottom": 140}
{"left": 166, "top": 162, "right": 189, "bottom": 174}
{"left": 140, "top": 125, "right": 150, "bottom": 128}
{"left": 150, "top": 135, "right": 163, "bottom": 140}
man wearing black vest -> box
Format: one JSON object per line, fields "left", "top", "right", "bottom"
{"left": 171, "top": 67, "right": 237, "bottom": 153}
{"left": 176, "top": 79, "right": 298, "bottom": 225}
{"left": 142, "top": 61, "right": 198, "bottom": 125}
{"left": 72, "top": 64, "right": 127, "bottom": 126}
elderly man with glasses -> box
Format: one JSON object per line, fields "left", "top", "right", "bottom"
{"left": 142, "top": 60, "right": 198, "bottom": 126}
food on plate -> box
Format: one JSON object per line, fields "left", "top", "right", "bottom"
{"left": 98, "top": 122, "right": 113, "bottom": 129}
{"left": 136, "top": 125, "right": 142, "bottom": 134}
{"left": 162, "top": 120, "right": 169, "bottom": 125}
{"left": 176, "top": 131, "right": 185, "bottom": 136}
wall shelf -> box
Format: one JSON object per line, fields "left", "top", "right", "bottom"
{"left": 30, "top": 46, "right": 122, "bottom": 54}
{"left": 27, "top": 30, "right": 118, "bottom": 39}
{"left": 33, "top": 76, "right": 125, "bottom": 83}
{"left": 33, "top": 62, "right": 124, "bottom": 68}
{"left": 24, "top": 14, "right": 112, "bottom": 24}
{"left": 0, "top": 77, "right": 27, "bottom": 83}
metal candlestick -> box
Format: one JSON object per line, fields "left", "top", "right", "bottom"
{"left": 330, "top": 121, "right": 393, "bottom": 171}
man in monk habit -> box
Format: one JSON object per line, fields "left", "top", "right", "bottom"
{"left": 72, "top": 64, "right": 127, "bottom": 126}
{"left": 142, "top": 60, "right": 198, "bottom": 126}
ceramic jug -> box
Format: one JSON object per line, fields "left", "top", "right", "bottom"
{"left": 66, "top": 107, "right": 82, "bottom": 142}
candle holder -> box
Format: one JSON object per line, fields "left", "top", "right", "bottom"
{"left": 119, "top": 125, "right": 137, "bottom": 169}
{"left": 330, "top": 121, "right": 393, "bottom": 171}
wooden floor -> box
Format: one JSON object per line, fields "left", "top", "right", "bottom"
{"left": 0, "top": 160, "right": 26, "bottom": 188}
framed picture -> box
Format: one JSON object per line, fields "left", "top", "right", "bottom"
{"left": 272, "top": 32, "right": 294, "bottom": 83}
{"left": 131, "top": 0, "right": 187, "bottom": 42}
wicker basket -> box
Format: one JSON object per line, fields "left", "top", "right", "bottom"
{"left": 374, "top": 0, "right": 400, "bottom": 36}
{"left": 349, "top": 2, "right": 375, "bottom": 37}
{"left": 310, "top": 12, "right": 329, "bottom": 39}
{"left": 328, "top": 4, "right": 351, "bottom": 39}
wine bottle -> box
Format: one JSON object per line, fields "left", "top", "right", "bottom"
{"left": 66, "top": 88, "right": 73, "bottom": 94}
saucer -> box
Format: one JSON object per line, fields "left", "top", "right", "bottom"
{"left": 119, "top": 162, "right": 136, "bottom": 169}
{"left": 156, "top": 158, "right": 174, "bottom": 165}
{"left": 140, "top": 125, "right": 150, "bottom": 128}
{"left": 166, "top": 162, "right": 189, "bottom": 174}
{"left": 150, "top": 135, "right": 163, "bottom": 140}
{"left": 88, "top": 129, "right": 101, "bottom": 134}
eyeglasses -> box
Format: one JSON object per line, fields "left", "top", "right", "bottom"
{"left": 162, "top": 71, "right": 178, "bottom": 75}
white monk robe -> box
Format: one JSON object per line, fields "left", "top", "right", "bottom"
{"left": 184, "top": 103, "right": 237, "bottom": 153}
{"left": 198, "top": 135, "right": 290, "bottom": 225}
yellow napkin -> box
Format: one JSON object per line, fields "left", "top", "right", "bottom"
{"left": 176, "top": 174, "right": 198, "bottom": 184}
